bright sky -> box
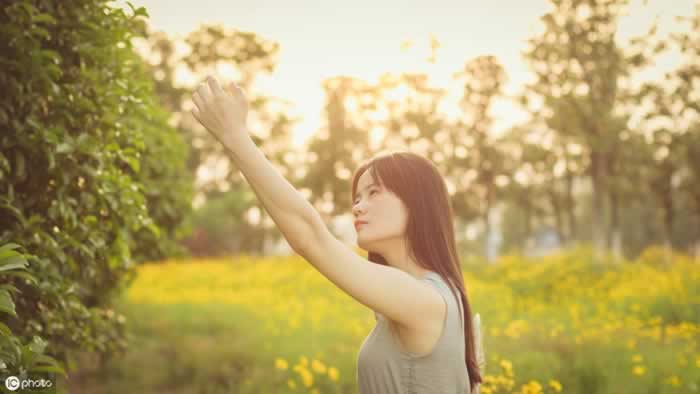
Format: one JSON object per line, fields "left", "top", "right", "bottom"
{"left": 112, "top": 0, "right": 695, "bottom": 149}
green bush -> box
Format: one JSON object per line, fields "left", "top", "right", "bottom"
{"left": 184, "top": 189, "right": 264, "bottom": 257}
{"left": 0, "top": 242, "right": 66, "bottom": 390}
{"left": 0, "top": 0, "right": 193, "bottom": 375}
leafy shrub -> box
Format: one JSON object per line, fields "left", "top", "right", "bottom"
{"left": 0, "top": 0, "right": 193, "bottom": 373}
{"left": 0, "top": 242, "right": 66, "bottom": 387}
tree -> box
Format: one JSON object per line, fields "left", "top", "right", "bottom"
{"left": 667, "top": 2, "right": 700, "bottom": 257}
{"left": 299, "top": 76, "right": 375, "bottom": 234}
{"left": 134, "top": 23, "right": 300, "bottom": 255}
{"left": 451, "top": 56, "right": 509, "bottom": 260}
{"left": 522, "top": 0, "right": 662, "bottom": 255}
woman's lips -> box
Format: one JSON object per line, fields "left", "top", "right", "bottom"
{"left": 355, "top": 221, "right": 367, "bottom": 230}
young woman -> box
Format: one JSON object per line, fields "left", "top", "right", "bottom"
{"left": 191, "top": 76, "right": 484, "bottom": 393}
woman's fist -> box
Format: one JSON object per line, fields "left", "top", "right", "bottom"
{"left": 191, "top": 76, "right": 249, "bottom": 147}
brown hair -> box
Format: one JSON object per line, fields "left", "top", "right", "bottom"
{"left": 350, "top": 149, "right": 483, "bottom": 390}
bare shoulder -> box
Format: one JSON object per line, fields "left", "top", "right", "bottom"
{"left": 389, "top": 280, "right": 447, "bottom": 355}
{"left": 299, "top": 217, "right": 445, "bottom": 329}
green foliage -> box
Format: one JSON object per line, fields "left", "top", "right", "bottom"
{"left": 0, "top": 0, "right": 193, "bottom": 375}
{"left": 0, "top": 242, "right": 66, "bottom": 389}
{"left": 184, "top": 189, "right": 259, "bottom": 256}
{"left": 125, "top": 52, "right": 195, "bottom": 263}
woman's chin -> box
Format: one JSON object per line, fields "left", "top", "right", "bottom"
{"left": 355, "top": 235, "right": 368, "bottom": 249}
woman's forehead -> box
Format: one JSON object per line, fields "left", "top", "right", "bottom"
{"left": 358, "top": 170, "right": 382, "bottom": 189}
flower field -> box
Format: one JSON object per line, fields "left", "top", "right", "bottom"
{"left": 67, "top": 246, "right": 699, "bottom": 394}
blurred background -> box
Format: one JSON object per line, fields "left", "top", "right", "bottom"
{"left": 1, "top": 0, "right": 698, "bottom": 393}
{"left": 126, "top": 0, "right": 700, "bottom": 261}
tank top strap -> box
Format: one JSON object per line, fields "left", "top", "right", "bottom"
{"left": 420, "top": 271, "right": 465, "bottom": 331}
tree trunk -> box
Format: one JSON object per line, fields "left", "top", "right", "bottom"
{"left": 662, "top": 187, "right": 674, "bottom": 264}
{"left": 643, "top": 197, "right": 656, "bottom": 246}
{"left": 609, "top": 190, "right": 622, "bottom": 260}
{"left": 523, "top": 196, "right": 533, "bottom": 249}
{"left": 590, "top": 152, "right": 608, "bottom": 255}
{"left": 550, "top": 188, "right": 564, "bottom": 245}
{"left": 696, "top": 196, "right": 700, "bottom": 261}
{"left": 565, "top": 162, "right": 577, "bottom": 244}
{"left": 483, "top": 185, "right": 493, "bottom": 262}
{"left": 662, "top": 191, "right": 674, "bottom": 264}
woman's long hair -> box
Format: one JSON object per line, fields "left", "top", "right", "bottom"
{"left": 350, "top": 150, "right": 483, "bottom": 390}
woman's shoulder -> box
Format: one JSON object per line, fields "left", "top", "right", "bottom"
{"left": 422, "top": 271, "right": 464, "bottom": 320}
{"left": 421, "top": 271, "right": 452, "bottom": 290}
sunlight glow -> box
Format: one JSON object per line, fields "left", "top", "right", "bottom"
{"left": 117, "top": 0, "right": 694, "bottom": 151}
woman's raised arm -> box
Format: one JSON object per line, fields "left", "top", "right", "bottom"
{"left": 190, "top": 76, "right": 318, "bottom": 253}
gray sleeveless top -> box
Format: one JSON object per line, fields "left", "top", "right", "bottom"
{"left": 357, "top": 271, "right": 470, "bottom": 394}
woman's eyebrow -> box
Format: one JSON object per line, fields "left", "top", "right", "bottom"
{"left": 359, "top": 183, "right": 377, "bottom": 194}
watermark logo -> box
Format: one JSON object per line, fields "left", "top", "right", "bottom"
{"left": 3, "top": 375, "right": 53, "bottom": 392}
{"left": 5, "top": 376, "right": 20, "bottom": 391}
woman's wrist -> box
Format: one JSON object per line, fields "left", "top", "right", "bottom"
{"left": 220, "top": 125, "right": 253, "bottom": 152}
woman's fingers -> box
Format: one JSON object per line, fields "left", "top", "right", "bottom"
{"left": 207, "top": 76, "right": 224, "bottom": 97}
{"left": 192, "top": 91, "right": 204, "bottom": 112}
{"left": 229, "top": 82, "right": 245, "bottom": 100}
{"left": 191, "top": 107, "right": 201, "bottom": 124}
{"left": 196, "top": 81, "right": 212, "bottom": 103}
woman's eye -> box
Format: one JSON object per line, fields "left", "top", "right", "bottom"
{"left": 354, "top": 189, "right": 378, "bottom": 205}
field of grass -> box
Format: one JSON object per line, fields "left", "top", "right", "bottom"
{"left": 62, "top": 246, "right": 699, "bottom": 394}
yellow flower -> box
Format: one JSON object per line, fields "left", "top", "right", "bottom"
{"left": 632, "top": 354, "right": 643, "bottom": 363}
{"left": 499, "top": 359, "right": 513, "bottom": 371}
{"left": 302, "top": 370, "right": 314, "bottom": 387}
{"left": 328, "top": 366, "right": 340, "bottom": 381}
{"left": 664, "top": 375, "right": 681, "bottom": 387}
{"left": 300, "top": 356, "right": 309, "bottom": 367}
{"left": 311, "top": 359, "right": 327, "bottom": 374}
{"left": 696, "top": 355, "right": 700, "bottom": 368}
{"left": 293, "top": 365, "right": 313, "bottom": 388}
{"left": 521, "top": 380, "right": 543, "bottom": 394}
{"left": 548, "top": 379, "right": 563, "bottom": 392}
{"left": 287, "top": 379, "right": 296, "bottom": 389}
{"left": 275, "top": 357, "right": 288, "bottom": 370}
{"left": 311, "top": 389, "right": 320, "bottom": 394}
{"left": 632, "top": 366, "right": 646, "bottom": 376}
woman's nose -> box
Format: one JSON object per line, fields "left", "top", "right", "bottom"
{"left": 352, "top": 203, "right": 365, "bottom": 217}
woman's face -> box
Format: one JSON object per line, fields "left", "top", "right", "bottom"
{"left": 352, "top": 170, "right": 408, "bottom": 251}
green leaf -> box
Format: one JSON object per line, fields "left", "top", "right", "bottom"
{"left": 146, "top": 222, "right": 161, "bottom": 238}
{"left": 30, "top": 364, "right": 67, "bottom": 377}
{"left": 0, "top": 255, "right": 28, "bottom": 272}
{"left": 0, "top": 243, "right": 22, "bottom": 253}
{"left": 28, "top": 343, "right": 47, "bottom": 360}
{"left": 133, "top": 6, "right": 149, "bottom": 18}
{"left": 0, "top": 290, "right": 17, "bottom": 317}
{"left": 123, "top": 155, "right": 140, "bottom": 172}
{"left": 0, "top": 322, "right": 12, "bottom": 337}
{"left": 0, "top": 249, "right": 18, "bottom": 261}
{"left": 0, "top": 284, "right": 20, "bottom": 294}
{"left": 33, "top": 13, "right": 57, "bottom": 25}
